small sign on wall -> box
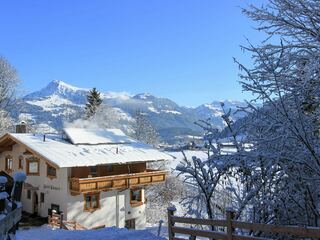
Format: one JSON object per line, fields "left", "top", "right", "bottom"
{"left": 43, "top": 184, "right": 60, "bottom": 191}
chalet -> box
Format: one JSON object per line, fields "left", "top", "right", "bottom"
{"left": 0, "top": 125, "right": 172, "bottom": 229}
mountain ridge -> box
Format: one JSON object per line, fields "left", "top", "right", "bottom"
{"left": 15, "top": 80, "right": 247, "bottom": 143}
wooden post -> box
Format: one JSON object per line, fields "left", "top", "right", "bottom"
{"left": 226, "top": 209, "right": 235, "bottom": 240}
{"left": 0, "top": 176, "right": 7, "bottom": 214}
{"left": 157, "top": 220, "right": 163, "bottom": 237}
{"left": 60, "top": 212, "right": 64, "bottom": 229}
{"left": 12, "top": 172, "right": 26, "bottom": 205}
{"left": 167, "top": 206, "right": 177, "bottom": 240}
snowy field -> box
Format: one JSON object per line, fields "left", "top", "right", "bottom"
{"left": 166, "top": 150, "right": 209, "bottom": 170}
{"left": 16, "top": 226, "right": 165, "bottom": 240}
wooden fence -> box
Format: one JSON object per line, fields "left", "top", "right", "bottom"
{"left": 48, "top": 212, "right": 64, "bottom": 229}
{"left": 167, "top": 207, "right": 320, "bottom": 240}
{"left": 0, "top": 206, "right": 22, "bottom": 237}
{"left": 48, "top": 212, "right": 89, "bottom": 230}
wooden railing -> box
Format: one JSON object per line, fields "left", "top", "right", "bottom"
{"left": 0, "top": 206, "right": 22, "bottom": 236}
{"left": 49, "top": 212, "right": 88, "bottom": 230}
{"left": 70, "top": 169, "right": 167, "bottom": 194}
{"left": 167, "top": 207, "right": 320, "bottom": 240}
{"left": 48, "top": 212, "right": 64, "bottom": 229}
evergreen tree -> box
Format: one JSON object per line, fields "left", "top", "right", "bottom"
{"left": 85, "top": 87, "right": 102, "bottom": 118}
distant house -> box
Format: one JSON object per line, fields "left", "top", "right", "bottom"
{"left": 0, "top": 125, "right": 172, "bottom": 229}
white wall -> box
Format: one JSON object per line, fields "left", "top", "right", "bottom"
{"left": 67, "top": 189, "right": 146, "bottom": 229}
{"left": 0, "top": 143, "right": 69, "bottom": 217}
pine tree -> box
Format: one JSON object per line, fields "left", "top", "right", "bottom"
{"left": 85, "top": 87, "right": 102, "bottom": 119}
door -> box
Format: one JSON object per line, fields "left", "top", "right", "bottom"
{"left": 125, "top": 219, "right": 135, "bottom": 229}
{"left": 33, "top": 192, "right": 39, "bottom": 215}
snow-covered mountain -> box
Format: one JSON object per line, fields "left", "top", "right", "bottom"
{"left": 13, "top": 80, "right": 247, "bottom": 142}
{"left": 24, "top": 80, "right": 88, "bottom": 104}
{"left": 195, "top": 100, "right": 248, "bottom": 128}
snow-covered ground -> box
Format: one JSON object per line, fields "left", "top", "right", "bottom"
{"left": 166, "top": 150, "right": 209, "bottom": 170}
{"left": 16, "top": 226, "right": 165, "bottom": 240}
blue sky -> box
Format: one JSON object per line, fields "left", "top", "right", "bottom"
{"left": 0, "top": 0, "right": 265, "bottom": 106}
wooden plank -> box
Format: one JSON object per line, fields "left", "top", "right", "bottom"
{"left": 70, "top": 170, "right": 167, "bottom": 193}
{"left": 171, "top": 226, "right": 228, "bottom": 239}
{"left": 0, "top": 207, "right": 22, "bottom": 235}
{"left": 91, "top": 225, "right": 105, "bottom": 230}
{"left": 129, "top": 178, "right": 139, "bottom": 185}
{"left": 80, "top": 182, "right": 97, "bottom": 191}
{"left": 226, "top": 210, "right": 235, "bottom": 240}
{"left": 113, "top": 179, "right": 126, "bottom": 188}
{"left": 97, "top": 181, "right": 112, "bottom": 189}
{"left": 171, "top": 216, "right": 227, "bottom": 227}
{"left": 139, "top": 176, "right": 152, "bottom": 183}
{"left": 152, "top": 175, "right": 165, "bottom": 182}
{"left": 233, "top": 221, "right": 320, "bottom": 238}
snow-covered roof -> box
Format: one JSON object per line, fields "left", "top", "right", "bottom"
{"left": 4, "top": 132, "right": 173, "bottom": 168}
{"left": 64, "top": 128, "right": 134, "bottom": 145}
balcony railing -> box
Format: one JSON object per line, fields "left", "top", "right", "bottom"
{"left": 69, "top": 169, "right": 167, "bottom": 194}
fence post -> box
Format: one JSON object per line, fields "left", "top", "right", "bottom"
{"left": 0, "top": 177, "right": 8, "bottom": 214}
{"left": 226, "top": 209, "right": 235, "bottom": 240}
{"left": 60, "top": 212, "right": 64, "bottom": 229}
{"left": 157, "top": 220, "right": 163, "bottom": 237}
{"left": 167, "top": 206, "right": 177, "bottom": 240}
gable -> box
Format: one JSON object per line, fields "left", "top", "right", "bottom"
{"left": 0, "top": 134, "right": 60, "bottom": 169}
{"left": 0, "top": 135, "right": 16, "bottom": 153}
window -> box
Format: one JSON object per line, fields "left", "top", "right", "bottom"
{"left": 84, "top": 193, "right": 100, "bottom": 211}
{"left": 47, "top": 164, "right": 57, "bottom": 178}
{"left": 19, "top": 156, "right": 23, "bottom": 169}
{"left": 49, "top": 204, "right": 60, "bottom": 215}
{"left": 40, "top": 192, "right": 45, "bottom": 203}
{"left": 27, "top": 190, "right": 31, "bottom": 199}
{"left": 130, "top": 189, "right": 143, "bottom": 206}
{"left": 26, "top": 157, "right": 40, "bottom": 175}
{"left": 106, "top": 165, "right": 113, "bottom": 172}
{"left": 125, "top": 219, "right": 136, "bottom": 229}
{"left": 89, "top": 166, "right": 97, "bottom": 177}
{"left": 5, "top": 155, "right": 13, "bottom": 172}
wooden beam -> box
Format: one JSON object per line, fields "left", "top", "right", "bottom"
{"left": 0, "top": 146, "right": 13, "bottom": 153}
{"left": 23, "top": 150, "right": 33, "bottom": 155}
{"left": 0, "top": 138, "right": 16, "bottom": 153}
{"left": 171, "top": 216, "right": 227, "bottom": 227}
{"left": 70, "top": 170, "right": 167, "bottom": 194}
{"left": 233, "top": 220, "right": 320, "bottom": 238}
{"left": 171, "top": 226, "right": 228, "bottom": 239}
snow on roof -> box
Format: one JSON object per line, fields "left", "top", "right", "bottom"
{"left": 8, "top": 133, "right": 173, "bottom": 168}
{"left": 64, "top": 128, "right": 134, "bottom": 145}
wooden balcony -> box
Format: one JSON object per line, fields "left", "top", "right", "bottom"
{"left": 69, "top": 169, "right": 167, "bottom": 194}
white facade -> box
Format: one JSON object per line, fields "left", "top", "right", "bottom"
{"left": 67, "top": 189, "right": 146, "bottom": 229}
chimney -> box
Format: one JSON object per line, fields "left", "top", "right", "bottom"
{"left": 16, "top": 122, "right": 27, "bottom": 133}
